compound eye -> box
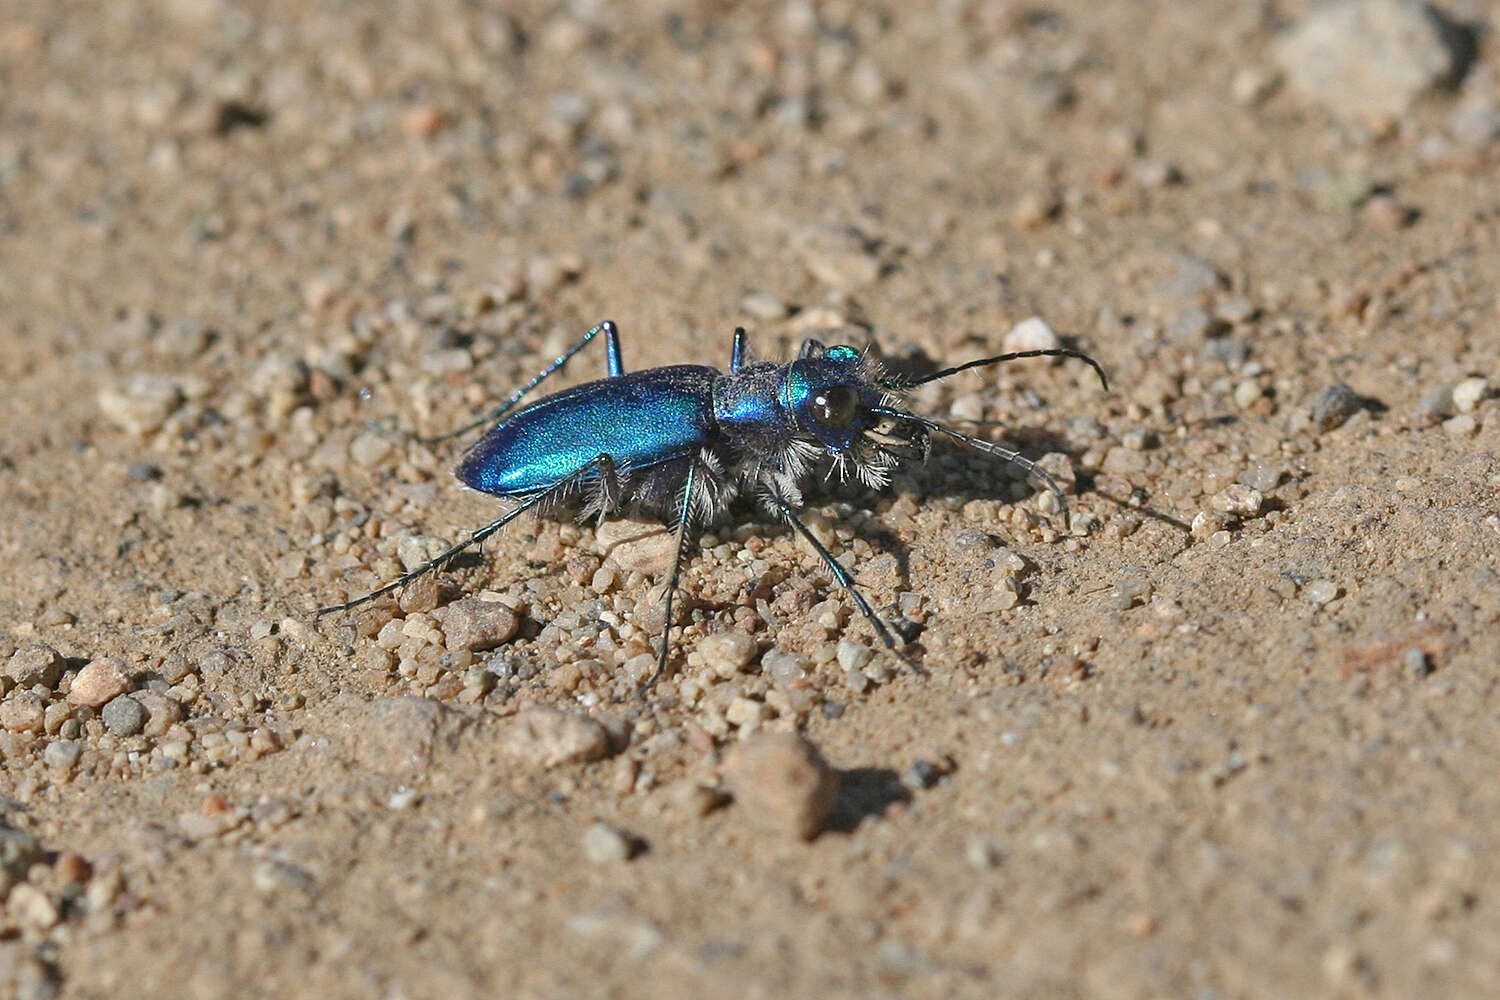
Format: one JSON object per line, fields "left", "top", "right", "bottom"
{"left": 811, "top": 385, "right": 860, "bottom": 428}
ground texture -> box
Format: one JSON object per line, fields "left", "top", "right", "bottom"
{"left": 1, "top": 1, "right": 1498, "bottom": 997}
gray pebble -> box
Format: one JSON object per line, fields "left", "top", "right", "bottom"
{"left": 102, "top": 694, "right": 148, "bottom": 736}
{"left": 582, "top": 822, "right": 638, "bottom": 863}
{"left": 1210, "top": 484, "right": 1264, "bottom": 516}
{"left": 902, "top": 759, "right": 941, "bottom": 790}
{"left": 126, "top": 462, "right": 163, "bottom": 482}
{"left": 97, "top": 375, "right": 184, "bottom": 434}
{"left": 1311, "top": 382, "right": 1363, "bottom": 432}
{"left": 1416, "top": 385, "right": 1455, "bottom": 425}
{"left": 1238, "top": 464, "right": 1284, "bottom": 492}
{"left": 42, "top": 740, "right": 83, "bottom": 772}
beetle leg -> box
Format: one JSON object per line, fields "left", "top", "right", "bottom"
{"left": 643, "top": 458, "right": 700, "bottom": 692}
{"left": 767, "top": 493, "right": 913, "bottom": 667}
{"left": 416, "top": 320, "right": 624, "bottom": 445}
{"left": 316, "top": 453, "right": 618, "bottom": 616}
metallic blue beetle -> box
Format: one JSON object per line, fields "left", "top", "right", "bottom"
{"left": 319, "top": 321, "right": 1107, "bottom": 687}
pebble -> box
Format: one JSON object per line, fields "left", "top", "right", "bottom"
{"left": 1305, "top": 579, "right": 1341, "bottom": 606}
{"left": 593, "top": 518, "right": 675, "bottom": 574}
{"left": 498, "top": 706, "right": 610, "bottom": 770}
{"left": 1110, "top": 575, "right": 1153, "bottom": 610}
{"left": 725, "top": 696, "right": 768, "bottom": 730}
{"left": 6, "top": 644, "right": 65, "bottom": 689}
{"left": 740, "top": 291, "right": 788, "bottom": 321}
{"left": 1, "top": 827, "right": 42, "bottom": 890}
{"left": 1210, "top": 484, "right": 1263, "bottom": 516}
{"left": 1442, "top": 414, "right": 1477, "bottom": 437}
{"left": 0, "top": 691, "right": 46, "bottom": 733}
{"left": 41, "top": 740, "right": 82, "bottom": 773}
{"left": 1451, "top": 376, "right": 1487, "bottom": 414}
{"left": 902, "top": 759, "right": 941, "bottom": 790}
{"left": 1404, "top": 647, "right": 1434, "bottom": 678}
{"left": 132, "top": 691, "right": 184, "bottom": 737}
{"left": 722, "top": 732, "right": 838, "bottom": 840}
{"left": 348, "top": 431, "right": 393, "bottom": 466}
{"left": 442, "top": 597, "right": 519, "bottom": 652}
{"left": 8, "top": 882, "right": 59, "bottom": 931}
{"left": 835, "top": 639, "right": 874, "bottom": 673}
{"left": 97, "top": 375, "right": 184, "bottom": 434}
{"left": 1311, "top": 382, "right": 1363, "bottom": 432}
{"left": 582, "top": 822, "right": 637, "bottom": 863}
{"left": 802, "top": 247, "right": 881, "bottom": 291}
{"left": 1002, "top": 316, "right": 1061, "bottom": 354}
{"left": 1238, "top": 464, "right": 1284, "bottom": 493}
{"left": 1233, "top": 379, "right": 1263, "bottom": 409}
{"left": 102, "top": 694, "right": 148, "bottom": 736}
{"left": 1012, "top": 190, "right": 1059, "bottom": 229}
{"left": 396, "top": 535, "right": 451, "bottom": 573}
{"left": 1416, "top": 384, "right": 1454, "bottom": 425}
{"left": 698, "top": 632, "right": 758, "bottom": 678}
{"left": 1231, "top": 64, "right": 1283, "bottom": 106}
{"left": 1274, "top": 0, "right": 1469, "bottom": 118}
{"left": 762, "top": 648, "right": 808, "bottom": 687}
{"left": 966, "top": 837, "right": 1005, "bottom": 870}
{"left": 68, "top": 657, "right": 131, "bottom": 707}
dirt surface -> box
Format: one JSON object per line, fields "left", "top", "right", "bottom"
{"left": 2, "top": 1, "right": 1499, "bottom": 997}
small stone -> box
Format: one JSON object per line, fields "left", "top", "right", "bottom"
{"left": 1275, "top": 0, "right": 1471, "bottom": 118}
{"left": 9, "top": 882, "right": 59, "bottom": 931}
{"left": 802, "top": 247, "right": 881, "bottom": 291}
{"left": 1238, "top": 464, "right": 1284, "bottom": 492}
{"left": 966, "top": 837, "right": 1005, "bottom": 870}
{"left": 740, "top": 291, "right": 788, "bottom": 321}
{"left": 1210, "top": 484, "right": 1263, "bottom": 516}
{"left": 498, "top": 707, "right": 610, "bottom": 770}
{"left": 1191, "top": 510, "right": 1234, "bottom": 541}
{"left": 698, "top": 632, "right": 758, "bottom": 678}
{"left": 1305, "top": 579, "right": 1341, "bottom": 606}
{"left": 1012, "top": 190, "right": 1059, "bottom": 229}
{"left": 725, "top": 696, "right": 768, "bottom": 730}
{"left": 722, "top": 732, "right": 838, "bottom": 840}
{"left": 442, "top": 597, "right": 519, "bottom": 652}
{"left": 348, "top": 431, "right": 393, "bottom": 466}
{"left": 1231, "top": 64, "right": 1283, "bottom": 106}
{"left": 396, "top": 534, "right": 450, "bottom": 573}
{"left": 0, "top": 691, "right": 45, "bottom": 733}
{"left": 1311, "top": 382, "right": 1363, "bottom": 432}
{"left": 68, "top": 657, "right": 131, "bottom": 707}
{"left": 42, "top": 740, "right": 82, "bottom": 771}
{"left": 1233, "top": 379, "right": 1264, "bottom": 409}
{"left": 53, "top": 852, "right": 92, "bottom": 885}
{"left": 6, "top": 644, "right": 65, "bottom": 689}
{"left": 1404, "top": 647, "right": 1434, "bottom": 678}
{"left": 836, "top": 639, "right": 874, "bottom": 673}
{"left": 401, "top": 104, "right": 446, "bottom": 138}
{"left": 1110, "top": 575, "right": 1153, "bottom": 610}
{"left": 1442, "top": 413, "right": 1477, "bottom": 436}
{"left": 1002, "top": 316, "right": 1061, "bottom": 354}
{"left": 761, "top": 648, "right": 808, "bottom": 687}
{"left": 131, "top": 690, "right": 184, "bottom": 737}
{"left": 102, "top": 695, "right": 147, "bottom": 737}
{"left": 97, "top": 375, "right": 184, "bottom": 434}
{"left": 1416, "top": 385, "right": 1455, "bottom": 425}
{"left": 582, "top": 822, "right": 638, "bottom": 863}
{"left": 902, "top": 759, "right": 941, "bottom": 789}
{"left": 1451, "top": 376, "right": 1487, "bottom": 414}
{"left": 593, "top": 518, "right": 675, "bottom": 574}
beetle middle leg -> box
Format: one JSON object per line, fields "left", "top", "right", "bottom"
{"left": 766, "top": 493, "right": 911, "bottom": 665}
{"left": 417, "top": 320, "right": 626, "bottom": 445}
{"left": 316, "top": 452, "right": 619, "bottom": 616}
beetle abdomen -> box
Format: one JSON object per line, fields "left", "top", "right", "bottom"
{"left": 456, "top": 365, "right": 718, "bottom": 497}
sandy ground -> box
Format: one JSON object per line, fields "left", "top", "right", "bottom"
{"left": 2, "top": 0, "right": 1499, "bottom": 997}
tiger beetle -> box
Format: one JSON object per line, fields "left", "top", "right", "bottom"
{"left": 317, "top": 320, "right": 1108, "bottom": 689}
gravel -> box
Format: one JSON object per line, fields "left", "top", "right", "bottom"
{"left": 697, "top": 632, "right": 758, "bottom": 678}
{"left": 497, "top": 706, "right": 610, "bottom": 770}
{"left": 1311, "top": 382, "right": 1364, "bottom": 432}
{"left": 582, "top": 822, "right": 638, "bottom": 863}
{"left": 442, "top": 597, "right": 520, "bottom": 652}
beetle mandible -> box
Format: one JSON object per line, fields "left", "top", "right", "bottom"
{"left": 318, "top": 320, "right": 1108, "bottom": 688}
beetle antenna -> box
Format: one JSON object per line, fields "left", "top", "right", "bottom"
{"left": 900, "top": 348, "right": 1108, "bottom": 391}
{"left": 872, "top": 405, "right": 1072, "bottom": 526}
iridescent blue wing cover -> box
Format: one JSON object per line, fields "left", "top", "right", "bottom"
{"left": 456, "top": 365, "right": 719, "bottom": 496}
